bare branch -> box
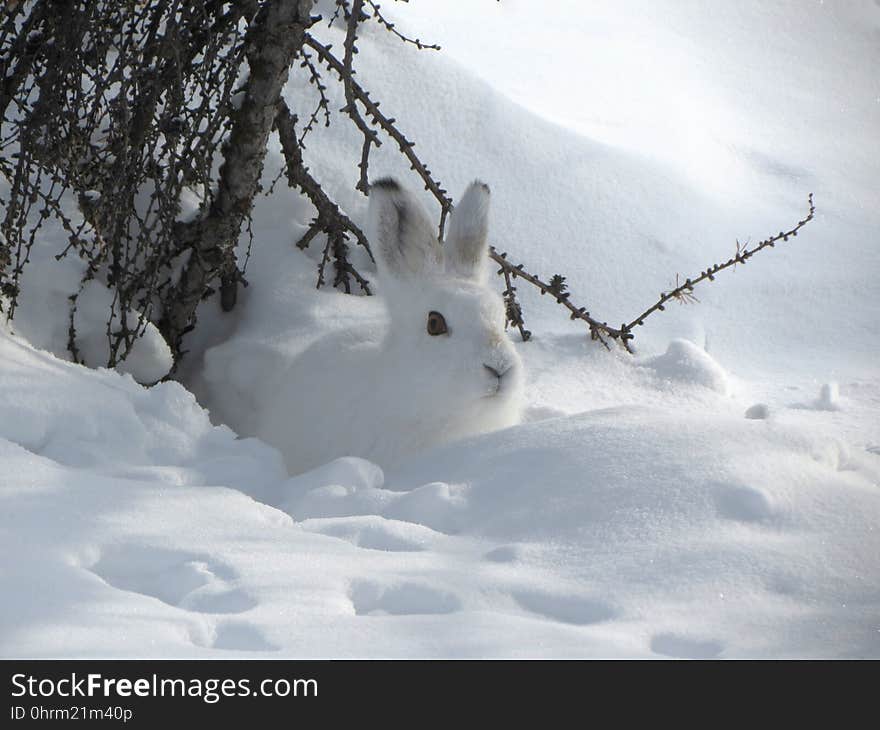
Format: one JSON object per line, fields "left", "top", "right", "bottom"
{"left": 489, "top": 194, "right": 815, "bottom": 351}
{"left": 618, "top": 193, "right": 816, "bottom": 340}
{"left": 489, "top": 247, "right": 614, "bottom": 349}
{"left": 365, "top": 1, "right": 441, "bottom": 51}
{"left": 304, "top": 33, "right": 453, "bottom": 238}
{"left": 296, "top": 48, "right": 332, "bottom": 145}
{"left": 274, "top": 97, "right": 372, "bottom": 293}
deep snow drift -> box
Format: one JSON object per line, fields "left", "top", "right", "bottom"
{"left": 2, "top": 324, "right": 878, "bottom": 657}
{"left": 2, "top": 1, "right": 879, "bottom": 657}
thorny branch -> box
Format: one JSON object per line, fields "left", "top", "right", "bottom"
{"left": 304, "top": 33, "right": 453, "bottom": 239}
{"left": 490, "top": 195, "right": 815, "bottom": 351}
{"left": 0, "top": 0, "right": 447, "bottom": 372}
{"left": 296, "top": 48, "right": 332, "bottom": 145}
{"left": 274, "top": 97, "right": 372, "bottom": 294}
{"left": 617, "top": 194, "right": 816, "bottom": 342}
{"left": 498, "top": 257, "right": 531, "bottom": 343}
{"left": 365, "top": 1, "right": 441, "bottom": 51}
{"left": 489, "top": 247, "right": 614, "bottom": 349}
{"left": 1, "top": 0, "right": 256, "bottom": 368}
{"left": 341, "top": 0, "right": 377, "bottom": 196}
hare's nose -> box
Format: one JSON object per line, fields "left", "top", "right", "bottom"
{"left": 484, "top": 363, "right": 510, "bottom": 380}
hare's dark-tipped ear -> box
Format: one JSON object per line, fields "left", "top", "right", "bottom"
{"left": 367, "top": 178, "right": 442, "bottom": 279}
{"left": 445, "top": 180, "right": 490, "bottom": 280}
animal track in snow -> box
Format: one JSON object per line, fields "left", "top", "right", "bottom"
{"left": 766, "top": 571, "right": 805, "bottom": 597}
{"left": 484, "top": 545, "right": 522, "bottom": 563}
{"left": 286, "top": 476, "right": 466, "bottom": 535}
{"left": 713, "top": 484, "right": 774, "bottom": 523}
{"left": 513, "top": 590, "right": 618, "bottom": 626}
{"left": 350, "top": 580, "right": 462, "bottom": 616}
{"left": 744, "top": 403, "right": 771, "bottom": 420}
{"left": 89, "top": 545, "right": 257, "bottom": 614}
{"left": 382, "top": 482, "right": 468, "bottom": 534}
{"left": 300, "top": 516, "right": 436, "bottom": 552}
{"left": 178, "top": 586, "right": 258, "bottom": 614}
{"left": 650, "top": 633, "right": 724, "bottom": 659}
{"left": 191, "top": 621, "right": 279, "bottom": 652}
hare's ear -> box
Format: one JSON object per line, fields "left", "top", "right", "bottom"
{"left": 367, "top": 178, "right": 441, "bottom": 280}
{"left": 445, "top": 180, "right": 490, "bottom": 281}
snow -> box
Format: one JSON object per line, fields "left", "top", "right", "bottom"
{"left": 2, "top": 1, "right": 879, "bottom": 657}
{"left": 8, "top": 237, "right": 173, "bottom": 385}
{"left": 3, "top": 322, "right": 878, "bottom": 657}
{"left": 639, "top": 339, "right": 731, "bottom": 394}
{"left": 816, "top": 382, "right": 841, "bottom": 412}
{"left": 744, "top": 403, "right": 771, "bottom": 420}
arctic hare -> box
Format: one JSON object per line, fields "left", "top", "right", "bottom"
{"left": 255, "top": 178, "right": 524, "bottom": 473}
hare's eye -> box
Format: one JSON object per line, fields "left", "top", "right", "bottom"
{"left": 426, "top": 311, "right": 448, "bottom": 336}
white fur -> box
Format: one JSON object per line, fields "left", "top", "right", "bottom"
{"left": 255, "top": 179, "right": 524, "bottom": 474}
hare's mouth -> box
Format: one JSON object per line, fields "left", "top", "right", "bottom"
{"left": 483, "top": 363, "right": 513, "bottom": 398}
{"left": 483, "top": 377, "right": 507, "bottom": 398}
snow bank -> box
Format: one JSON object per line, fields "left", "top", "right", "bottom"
{"left": 5, "top": 228, "right": 173, "bottom": 383}
{"left": 3, "top": 323, "right": 878, "bottom": 657}
{"left": 0, "top": 327, "right": 284, "bottom": 493}
{"left": 640, "top": 339, "right": 730, "bottom": 394}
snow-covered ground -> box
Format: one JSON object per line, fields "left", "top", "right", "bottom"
{"left": 2, "top": 1, "right": 879, "bottom": 657}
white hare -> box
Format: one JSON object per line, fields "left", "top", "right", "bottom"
{"left": 254, "top": 178, "right": 524, "bottom": 474}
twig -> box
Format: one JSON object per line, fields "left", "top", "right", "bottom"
{"left": 489, "top": 194, "right": 815, "bottom": 351}
{"left": 341, "top": 0, "right": 379, "bottom": 194}
{"left": 489, "top": 246, "right": 615, "bottom": 350}
{"left": 618, "top": 193, "right": 816, "bottom": 339}
{"left": 304, "top": 33, "right": 453, "bottom": 238}
{"left": 365, "top": 1, "right": 441, "bottom": 50}
{"left": 498, "top": 259, "right": 531, "bottom": 342}
{"left": 296, "top": 48, "right": 332, "bottom": 145}
{"left": 274, "top": 97, "right": 372, "bottom": 293}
